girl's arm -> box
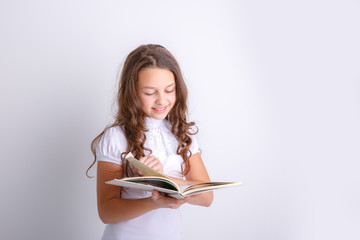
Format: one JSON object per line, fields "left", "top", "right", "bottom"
{"left": 169, "top": 153, "right": 214, "bottom": 207}
{"left": 97, "top": 161, "right": 189, "bottom": 224}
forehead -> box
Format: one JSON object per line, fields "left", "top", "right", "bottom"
{"left": 137, "top": 67, "right": 175, "bottom": 88}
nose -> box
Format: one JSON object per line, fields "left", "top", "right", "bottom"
{"left": 155, "top": 92, "right": 166, "bottom": 105}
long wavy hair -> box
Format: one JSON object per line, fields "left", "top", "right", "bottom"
{"left": 87, "top": 44, "right": 197, "bottom": 178}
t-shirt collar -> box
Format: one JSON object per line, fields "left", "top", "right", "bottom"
{"left": 145, "top": 117, "right": 165, "bottom": 130}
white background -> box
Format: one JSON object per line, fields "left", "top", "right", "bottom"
{"left": 1, "top": 0, "right": 359, "bottom": 239}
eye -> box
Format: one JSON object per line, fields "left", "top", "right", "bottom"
{"left": 144, "top": 92, "right": 154, "bottom": 96}
{"left": 166, "top": 89, "right": 175, "bottom": 93}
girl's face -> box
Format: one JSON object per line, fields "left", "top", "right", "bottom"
{"left": 137, "top": 67, "right": 176, "bottom": 120}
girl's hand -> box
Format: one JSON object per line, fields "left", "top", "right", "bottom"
{"left": 137, "top": 155, "right": 164, "bottom": 174}
{"left": 151, "top": 190, "right": 190, "bottom": 209}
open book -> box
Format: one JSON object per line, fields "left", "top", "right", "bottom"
{"left": 106, "top": 153, "right": 241, "bottom": 199}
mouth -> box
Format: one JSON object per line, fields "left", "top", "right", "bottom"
{"left": 152, "top": 106, "right": 168, "bottom": 114}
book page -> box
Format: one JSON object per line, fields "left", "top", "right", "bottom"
{"left": 106, "top": 179, "right": 180, "bottom": 195}
{"left": 123, "top": 176, "right": 179, "bottom": 191}
{"left": 183, "top": 182, "right": 242, "bottom": 196}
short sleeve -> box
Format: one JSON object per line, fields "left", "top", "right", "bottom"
{"left": 189, "top": 133, "right": 201, "bottom": 155}
{"left": 96, "top": 126, "right": 127, "bottom": 165}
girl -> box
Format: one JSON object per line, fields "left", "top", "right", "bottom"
{"left": 87, "top": 44, "right": 213, "bottom": 240}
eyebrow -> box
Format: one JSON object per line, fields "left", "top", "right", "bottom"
{"left": 142, "top": 83, "right": 175, "bottom": 89}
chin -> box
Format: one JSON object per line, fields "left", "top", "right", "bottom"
{"left": 150, "top": 114, "right": 167, "bottom": 120}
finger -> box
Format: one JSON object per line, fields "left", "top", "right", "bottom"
{"left": 143, "top": 157, "right": 162, "bottom": 170}
{"left": 152, "top": 190, "right": 160, "bottom": 200}
{"left": 139, "top": 156, "right": 150, "bottom": 163}
{"left": 138, "top": 157, "right": 162, "bottom": 174}
{"left": 147, "top": 160, "right": 160, "bottom": 169}
{"left": 142, "top": 156, "right": 156, "bottom": 165}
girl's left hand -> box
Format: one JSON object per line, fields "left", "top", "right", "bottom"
{"left": 151, "top": 190, "right": 190, "bottom": 209}
{"left": 137, "top": 155, "right": 164, "bottom": 174}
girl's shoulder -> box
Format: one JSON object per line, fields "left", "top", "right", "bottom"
{"left": 101, "top": 125, "right": 127, "bottom": 148}
{"left": 96, "top": 125, "right": 127, "bottom": 164}
{"left": 105, "top": 125, "right": 124, "bottom": 136}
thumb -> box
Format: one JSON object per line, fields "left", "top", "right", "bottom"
{"left": 152, "top": 190, "right": 159, "bottom": 197}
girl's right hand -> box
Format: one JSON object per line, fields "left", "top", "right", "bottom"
{"left": 137, "top": 155, "right": 164, "bottom": 174}
{"left": 151, "top": 190, "right": 190, "bottom": 209}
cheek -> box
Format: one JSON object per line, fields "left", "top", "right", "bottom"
{"left": 170, "top": 93, "right": 176, "bottom": 104}
{"left": 139, "top": 96, "right": 152, "bottom": 109}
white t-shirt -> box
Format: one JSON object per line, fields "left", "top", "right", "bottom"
{"left": 96, "top": 117, "right": 200, "bottom": 240}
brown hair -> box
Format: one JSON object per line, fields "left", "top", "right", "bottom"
{"left": 86, "top": 44, "right": 197, "bottom": 178}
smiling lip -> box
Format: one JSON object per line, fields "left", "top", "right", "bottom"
{"left": 152, "top": 106, "right": 167, "bottom": 114}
